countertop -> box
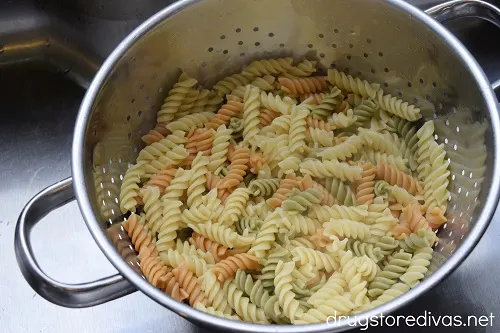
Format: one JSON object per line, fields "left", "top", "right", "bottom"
{"left": 2, "top": 1, "right": 500, "bottom": 332}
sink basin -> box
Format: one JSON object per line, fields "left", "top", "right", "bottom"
{"left": 1, "top": 1, "right": 500, "bottom": 332}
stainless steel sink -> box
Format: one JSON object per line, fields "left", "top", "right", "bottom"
{"left": 1, "top": 1, "right": 500, "bottom": 332}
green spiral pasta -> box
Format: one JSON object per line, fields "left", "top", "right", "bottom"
{"left": 222, "top": 279, "right": 269, "bottom": 323}
{"left": 346, "top": 240, "right": 385, "bottom": 263}
{"left": 399, "top": 229, "right": 436, "bottom": 253}
{"left": 282, "top": 188, "right": 323, "bottom": 213}
{"left": 234, "top": 270, "right": 282, "bottom": 322}
{"left": 257, "top": 245, "right": 291, "bottom": 289}
{"left": 307, "top": 87, "right": 343, "bottom": 120}
{"left": 393, "top": 116, "right": 419, "bottom": 171}
{"left": 351, "top": 99, "right": 379, "bottom": 127}
{"left": 260, "top": 91, "right": 295, "bottom": 115}
{"left": 375, "top": 236, "right": 400, "bottom": 256}
{"left": 368, "top": 250, "right": 412, "bottom": 297}
{"left": 248, "top": 178, "right": 280, "bottom": 197}
{"left": 235, "top": 217, "right": 261, "bottom": 236}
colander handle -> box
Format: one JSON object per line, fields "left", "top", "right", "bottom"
{"left": 425, "top": 0, "right": 500, "bottom": 28}
{"left": 14, "top": 177, "right": 136, "bottom": 308}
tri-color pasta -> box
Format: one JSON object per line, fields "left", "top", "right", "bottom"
{"left": 118, "top": 57, "right": 450, "bottom": 324}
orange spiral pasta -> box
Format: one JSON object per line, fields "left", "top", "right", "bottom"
{"left": 400, "top": 204, "right": 432, "bottom": 233}
{"left": 311, "top": 180, "right": 336, "bottom": 206}
{"left": 355, "top": 163, "right": 376, "bottom": 205}
{"left": 249, "top": 152, "right": 266, "bottom": 174}
{"left": 142, "top": 124, "right": 170, "bottom": 145}
{"left": 426, "top": 206, "right": 447, "bottom": 230}
{"left": 172, "top": 262, "right": 208, "bottom": 306}
{"left": 375, "top": 163, "right": 422, "bottom": 195}
{"left": 122, "top": 213, "right": 157, "bottom": 256}
{"left": 391, "top": 221, "right": 412, "bottom": 240}
{"left": 266, "top": 173, "right": 302, "bottom": 208}
{"left": 205, "top": 100, "right": 244, "bottom": 130}
{"left": 190, "top": 232, "right": 228, "bottom": 262}
{"left": 162, "top": 271, "right": 189, "bottom": 301}
{"left": 309, "top": 228, "right": 330, "bottom": 248}
{"left": 219, "top": 147, "right": 250, "bottom": 189}
{"left": 278, "top": 76, "right": 328, "bottom": 95}
{"left": 226, "top": 144, "right": 236, "bottom": 161}
{"left": 299, "top": 174, "right": 314, "bottom": 191}
{"left": 259, "top": 108, "right": 280, "bottom": 127}
{"left": 306, "top": 116, "right": 335, "bottom": 131}
{"left": 212, "top": 253, "right": 261, "bottom": 282}
{"left": 336, "top": 100, "right": 351, "bottom": 114}
{"left": 389, "top": 203, "right": 403, "bottom": 219}
{"left": 207, "top": 172, "right": 232, "bottom": 203}
{"left": 184, "top": 128, "right": 215, "bottom": 165}
{"left": 138, "top": 248, "right": 171, "bottom": 287}
{"left": 143, "top": 168, "right": 177, "bottom": 194}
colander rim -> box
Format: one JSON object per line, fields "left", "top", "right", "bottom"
{"left": 72, "top": 0, "right": 500, "bottom": 331}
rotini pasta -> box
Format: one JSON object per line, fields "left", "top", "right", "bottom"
{"left": 118, "top": 56, "right": 449, "bottom": 325}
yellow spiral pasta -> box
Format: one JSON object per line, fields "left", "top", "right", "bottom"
{"left": 241, "top": 57, "right": 295, "bottom": 77}
{"left": 288, "top": 107, "right": 309, "bottom": 153}
{"left": 375, "top": 89, "right": 422, "bottom": 121}
{"left": 260, "top": 91, "right": 295, "bottom": 115}
{"left": 214, "top": 73, "right": 255, "bottom": 97}
{"left": 157, "top": 72, "right": 198, "bottom": 124}
{"left": 327, "top": 68, "right": 381, "bottom": 99}
{"left": 300, "top": 159, "right": 363, "bottom": 181}
{"left": 242, "top": 85, "right": 261, "bottom": 145}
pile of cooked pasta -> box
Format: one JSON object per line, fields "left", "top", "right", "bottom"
{"left": 118, "top": 57, "right": 450, "bottom": 324}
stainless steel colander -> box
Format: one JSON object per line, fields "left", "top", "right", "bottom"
{"left": 14, "top": 0, "right": 500, "bottom": 332}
